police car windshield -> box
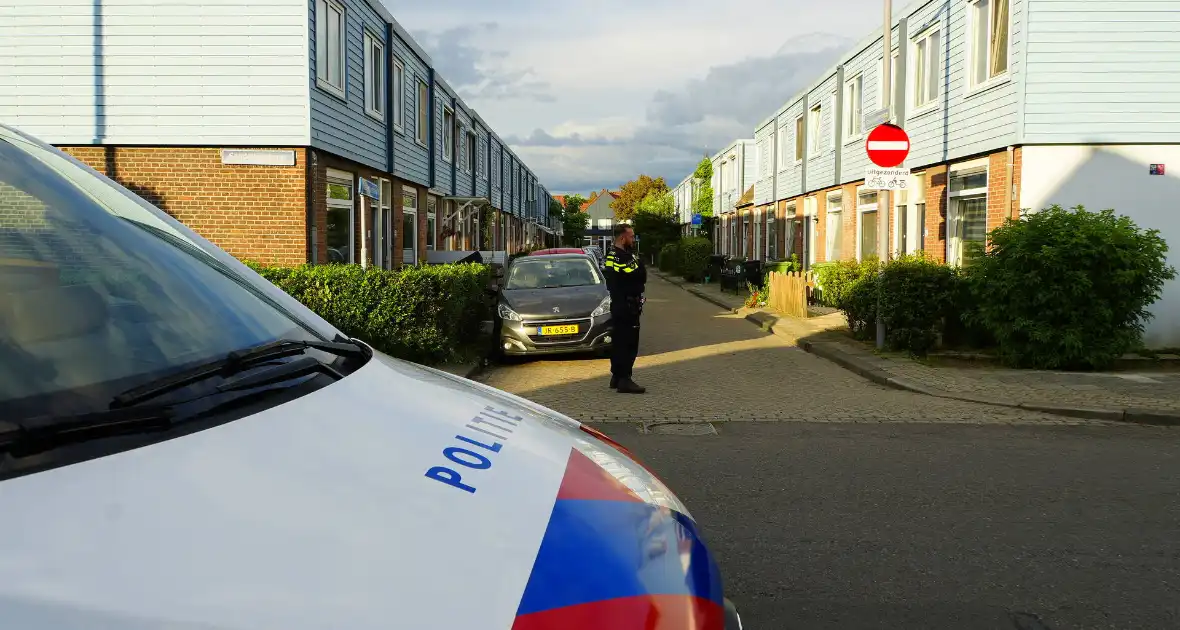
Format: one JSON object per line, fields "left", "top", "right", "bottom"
{"left": 0, "top": 130, "right": 329, "bottom": 422}
{"left": 506, "top": 257, "right": 602, "bottom": 290}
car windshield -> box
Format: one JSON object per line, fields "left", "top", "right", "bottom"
{"left": 506, "top": 257, "right": 601, "bottom": 290}
{"left": 0, "top": 130, "right": 327, "bottom": 421}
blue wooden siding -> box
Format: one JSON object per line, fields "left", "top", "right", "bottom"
{"left": 1021, "top": 0, "right": 1177, "bottom": 144}
{"left": 490, "top": 136, "right": 503, "bottom": 209}
{"left": 309, "top": 0, "right": 386, "bottom": 170}
{"left": 741, "top": 140, "right": 756, "bottom": 195}
{"left": 454, "top": 104, "right": 473, "bottom": 196}
{"left": 838, "top": 34, "right": 892, "bottom": 184}
{"left": 804, "top": 75, "right": 838, "bottom": 191}
{"left": 775, "top": 100, "right": 806, "bottom": 200}
{"left": 433, "top": 78, "right": 454, "bottom": 193}
{"left": 474, "top": 121, "right": 489, "bottom": 198}
{"left": 390, "top": 31, "right": 430, "bottom": 187}
{"left": 754, "top": 122, "right": 774, "bottom": 206}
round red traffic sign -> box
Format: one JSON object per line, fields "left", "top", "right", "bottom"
{"left": 865, "top": 124, "right": 910, "bottom": 168}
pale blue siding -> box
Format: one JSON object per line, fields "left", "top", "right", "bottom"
{"left": 1021, "top": 0, "right": 1179, "bottom": 143}
{"left": 433, "top": 78, "right": 454, "bottom": 193}
{"left": 474, "top": 120, "right": 489, "bottom": 198}
{"left": 454, "top": 104, "right": 473, "bottom": 196}
{"left": 390, "top": 33, "right": 430, "bottom": 186}
{"left": 805, "top": 76, "right": 838, "bottom": 190}
{"left": 839, "top": 37, "right": 889, "bottom": 183}
{"left": 490, "top": 136, "right": 503, "bottom": 209}
{"left": 309, "top": 0, "right": 386, "bottom": 170}
{"left": 776, "top": 100, "right": 806, "bottom": 200}
{"left": 754, "top": 122, "right": 775, "bottom": 206}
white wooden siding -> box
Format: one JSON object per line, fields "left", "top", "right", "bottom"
{"left": 806, "top": 76, "right": 839, "bottom": 190}
{"left": 1022, "top": 0, "right": 1180, "bottom": 143}
{"left": 0, "top": 0, "right": 310, "bottom": 145}
{"left": 776, "top": 101, "right": 806, "bottom": 201}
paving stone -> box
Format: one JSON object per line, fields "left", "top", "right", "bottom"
{"left": 476, "top": 276, "right": 1115, "bottom": 427}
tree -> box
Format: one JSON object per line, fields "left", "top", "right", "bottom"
{"left": 559, "top": 194, "right": 589, "bottom": 247}
{"left": 632, "top": 191, "right": 680, "bottom": 263}
{"left": 611, "top": 175, "right": 669, "bottom": 223}
{"left": 691, "top": 156, "right": 714, "bottom": 218}
{"left": 548, "top": 199, "right": 563, "bottom": 218}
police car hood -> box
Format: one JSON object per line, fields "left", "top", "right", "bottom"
{"left": 0, "top": 351, "right": 723, "bottom": 630}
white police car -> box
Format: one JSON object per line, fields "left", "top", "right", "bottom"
{"left": 0, "top": 124, "right": 743, "bottom": 629}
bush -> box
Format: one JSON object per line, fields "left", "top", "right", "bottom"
{"left": 814, "top": 258, "right": 879, "bottom": 308}
{"left": 966, "top": 205, "right": 1175, "bottom": 369}
{"left": 659, "top": 241, "right": 682, "bottom": 273}
{"left": 841, "top": 273, "right": 878, "bottom": 341}
{"left": 877, "top": 255, "right": 960, "bottom": 356}
{"left": 678, "top": 237, "right": 713, "bottom": 281}
{"left": 246, "top": 262, "right": 492, "bottom": 365}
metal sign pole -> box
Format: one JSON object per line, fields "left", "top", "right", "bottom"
{"left": 876, "top": 0, "right": 892, "bottom": 350}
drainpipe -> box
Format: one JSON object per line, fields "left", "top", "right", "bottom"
{"left": 385, "top": 23, "right": 394, "bottom": 176}
{"left": 428, "top": 67, "right": 436, "bottom": 189}
{"left": 833, "top": 65, "right": 845, "bottom": 184}
{"left": 307, "top": 150, "right": 317, "bottom": 264}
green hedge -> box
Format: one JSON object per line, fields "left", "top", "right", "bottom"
{"left": 246, "top": 262, "right": 492, "bottom": 365}
{"left": 814, "top": 258, "right": 879, "bottom": 308}
{"left": 678, "top": 237, "right": 713, "bottom": 282}
{"left": 966, "top": 205, "right": 1175, "bottom": 370}
{"left": 659, "top": 242, "right": 682, "bottom": 273}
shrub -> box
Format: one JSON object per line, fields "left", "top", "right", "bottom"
{"left": 659, "top": 241, "right": 682, "bottom": 273}
{"left": 841, "top": 273, "right": 878, "bottom": 341}
{"left": 678, "top": 237, "right": 713, "bottom": 281}
{"left": 246, "top": 262, "right": 492, "bottom": 365}
{"left": 877, "top": 254, "right": 960, "bottom": 356}
{"left": 966, "top": 205, "right": 1176, "bottom": 370}
{"left": 814, "top": 258, "right": 879, "bottom": 308}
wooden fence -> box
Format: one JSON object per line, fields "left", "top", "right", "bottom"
{"left": 767, "top": 271, "right": 815, "bottom": 318}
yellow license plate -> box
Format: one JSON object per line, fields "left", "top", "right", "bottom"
{"left": 539, "top": 325, "right": 579, "bottom": 335}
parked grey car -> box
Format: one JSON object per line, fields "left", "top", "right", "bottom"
{"left": 494, "top": 253, "right": 612, "bottom": 357}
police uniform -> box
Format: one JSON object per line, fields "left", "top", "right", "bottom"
{"left": 603, "top": 245, "right": 646, "bottom": 393}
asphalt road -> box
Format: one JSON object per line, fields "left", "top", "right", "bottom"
{"left": 592, "top": 421, "right": 1180, "bottom": 630}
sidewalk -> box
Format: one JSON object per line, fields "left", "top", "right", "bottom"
{"left": 656, "top": 270, "right": 1180, "bottom": 425}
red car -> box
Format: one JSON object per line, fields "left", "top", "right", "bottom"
{"left": 529, "top": 248, "right": 586, "bottom": 256}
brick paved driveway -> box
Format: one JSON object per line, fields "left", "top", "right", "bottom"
{"left": 478, "top": 276, "right": 1112, "bottom": 426}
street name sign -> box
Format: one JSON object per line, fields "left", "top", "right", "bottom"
{"left": 358, "top": 178, "right": 380, "bottom": 199}
{"left": 865, "top": 124, "right": 910, "bottom": 168}
{"left": 864, "top": 167, "right": 912, "bottom": 191}
{"left": 863, "top": 108, "right": 890, "bottom": 129}
{"left": 691, "top": 213, "right": 703, "bottom": 226}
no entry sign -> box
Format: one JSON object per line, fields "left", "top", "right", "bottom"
{"left": 865, "top": 123, "right": 910, "bottom": 168}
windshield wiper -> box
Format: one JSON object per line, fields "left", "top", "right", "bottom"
{"left": 111, "top": 338, "right": 366, "bottom": 409}
{"left": 0, "top": 407, "right": 175, "bottom": 459}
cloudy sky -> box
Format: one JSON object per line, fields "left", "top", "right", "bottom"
{"left": 393, "top": 0, "right": 884, "bottom": 194}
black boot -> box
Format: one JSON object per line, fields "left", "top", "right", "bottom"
{"left": 616, "top": 378, "right": 645, "bottom": 394}
{"left": 609, "top": 375, "right": 618, "bottom": 389}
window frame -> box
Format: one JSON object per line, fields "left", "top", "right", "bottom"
{"left": 778, "top": 125, "right": 790, "bottom": 170}
{"left": 966, "top": 0, "right": 1011, "bottom": 92}
{"left": 465, "top": 129, "right": 476, "bottom": 174}
{"left": 442, "top": 106, "right": 455, "bottom": 163}
{"left": 808, "top": 104, "right": 823, "bottom": 155}
{"left": 391, "top": 58, "right": 405, "bottom": 133}
{"left": 910, "top": 26, "right": 942, "bottom": 114}
{"left": 855, "top": 186, "right": 880, "bottom": 262}
{"left": 315, "top": 0, "right": 347, "bottom": 100}
{"left": 325, "top": 168, "right": 355, "bottom": 264}
{"left": 362, "top": 30, "right": 385, "bottom": 121}
{"left": 415, "top": 79, "right": 429, "bottom": 147}
{"left": 843, "top": 72, "right": 864, "bottom": 142}
{"left": 825, "top": 191, "right": 843, "bottom": 261}
{"left": 794, "top": 115, "right": 805, "bottom": 163}
{"left": 946, "top": 162, "right": 990, "bottom": 267}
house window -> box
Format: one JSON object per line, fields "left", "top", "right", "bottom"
{"left": 442, "top": 107, "right": 455, "bottom": 163}
{"left": 894, "top": 174, "right": 926, "bottom": 256}
{"left": 948, "top": 167, "right": 989, "bottom": 266}
{"left": 363, "top": 31, "right": 385, "bottom": 120}
{"left": 315, "top": 0, "right": 346, "bottom": 98}
{"left": 808, "top": 104, "right": 823, "bottom": 154}
{"left": 857, "top": 189, "right": 879, "bottom": 261}
{"left": 767, "top": 210, "right": 778, "bottom": 260}
{"left": 467, "top": 131, "right": 477, "bottom": 176}
{"left": 778, "top": 126, "right": 789, "bottom": 170}
{"left": 427, "top": 196, "right": 437, "bottom": 250}
{"left": 402, "top": 186, "right": 418, "bottom": 264}
{"left": 794, "top": 115, "right": 805, "bottom": 162}
{"left": 784, "top": 202, "right": 797, "bottom": 259}
{"left": 969, "top": 0, "right": 1009, "bottom": 87}
{"left": 415, "top": 79, "right": 429, "bottom": 146}
{"left": 379, "top": 179, "right": 393, "bottom": 269}
{"left": 825, "top": 192, "right": 844, "bottom": 261}
{"left": 392, "top": 59, "right": 405, "bottom": 132}
{"left": 325, "top": 170, "right": 353, "bottom": 264}
{"left": 843, "top": 73, "right": 863, "bottom": 139}
{"left": 913, "top": 28, "right": 942, "bottom": 110}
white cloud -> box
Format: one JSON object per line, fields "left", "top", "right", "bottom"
{"left": 395, "top": 0, "right": 884, "bottom": 192}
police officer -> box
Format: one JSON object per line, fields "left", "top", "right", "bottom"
{"left": 603, "top": 224, "right": 646, "bottom": 394}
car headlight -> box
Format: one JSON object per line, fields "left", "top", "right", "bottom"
{"left": 591, "top": 295, "right": 611, "bottom": 317}
{"left": 498, "top": 303, "right": 522, "bottom": 321}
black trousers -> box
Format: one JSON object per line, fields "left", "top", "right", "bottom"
{"left": 610, "top": 302, "right": 641, "bottom": 380}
